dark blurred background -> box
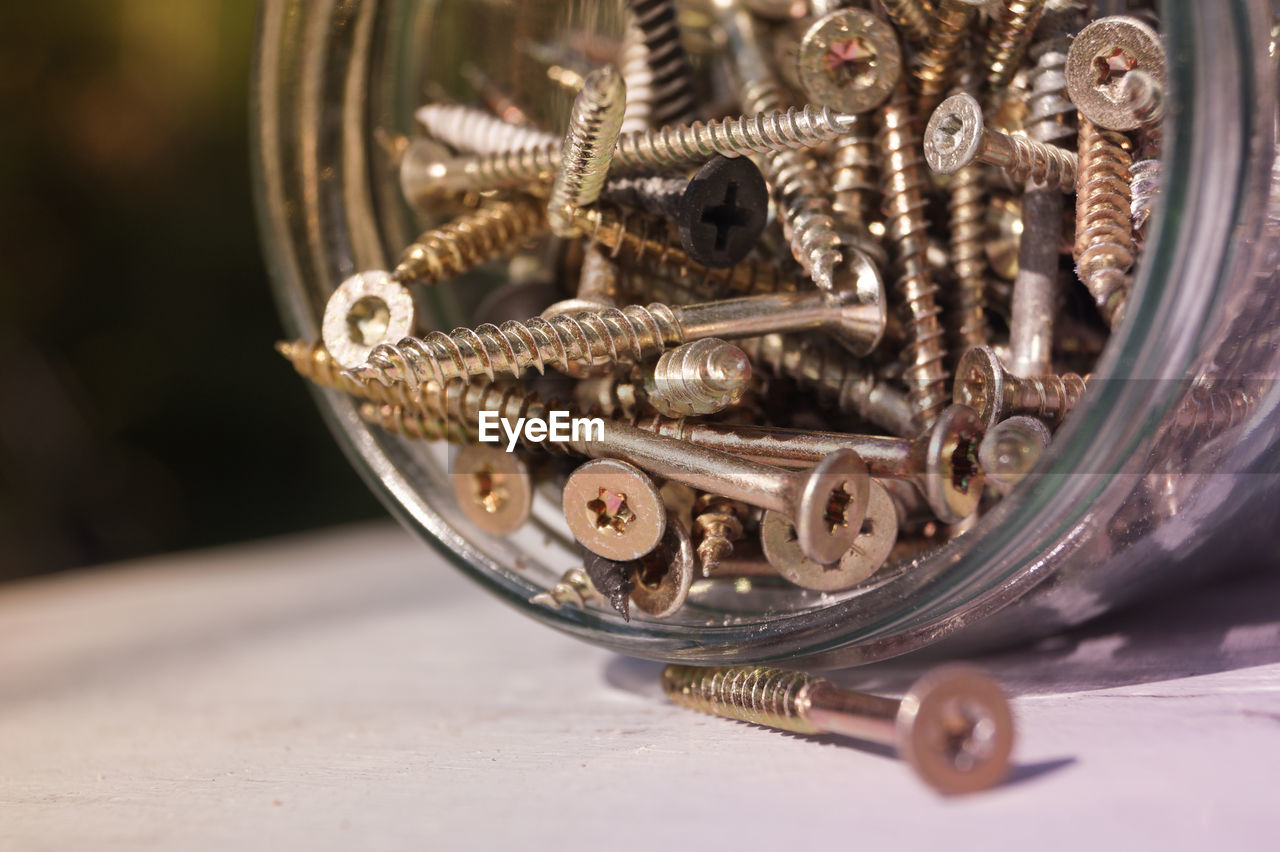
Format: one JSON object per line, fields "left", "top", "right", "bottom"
{"left": 0, "top": 2, "right": 382, "bottom": 579}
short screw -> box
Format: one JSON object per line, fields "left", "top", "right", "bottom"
{"left": 1065, "top": 15, "right": 1166, "bottom": 133}
{"left": 639, "top": 404, "right": 986, "bottom": 524}
{"left": 954, "top": 345, "right": 1088, "bottom": 429}
{"left": 979, "top": 416, "right": 1052, "bottom": 493}
{"left": 1074, "top": 116, "right": 1135, "bottom": 328}
{"left": 530, "top": 568, "right": 598, "bottom": 611}
{"left": 451, "top": 443, "right": 533, "bottom": 536}
{"left": 692, "top": 494, "right": 746, "bottom": 576}
{"left": 911, "top": 0, "right": 985, "bottom": 110}
{"left": 924, "top": 93, "right": 1077, "bottom": 190}
{"left": 646, "top": 338, "right": 753, "bottom": 417}
{"left": 277, "top": 338, "right": 419, "bottom": 408}
{"left": 661, "top": 663, "right": 1015, "bottom": 795}
{"left": 602, "top": 155, "right": 770, "bottom": 268}
{"left": 348, "top": 281, "right": 885, "bottom": 392}
{"left": 547, "top": 66, "right": 627, "bottom": 238}
{"left": 625, "top": 0, "right": 698, "bottom": 127}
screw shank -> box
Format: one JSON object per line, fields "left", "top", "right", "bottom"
{"left": 805, "top": 681, "right": 901, "bottom": 745}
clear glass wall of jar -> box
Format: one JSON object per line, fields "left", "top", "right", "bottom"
{"left": 254, "top": 0, "right": 1280, "bottom": 666}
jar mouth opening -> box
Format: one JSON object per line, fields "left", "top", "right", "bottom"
{"left": 255, "top": 0, "right": 1261, "bottom": 664}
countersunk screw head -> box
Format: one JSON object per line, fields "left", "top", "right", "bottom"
{"left": 921, "top": 404, "right": 987, "bottom": 524}
{"left": 1066, "top": 15, "right": 1166, "bottom": 131}
{"left": 760, "top": 479, "right": 898, "bottom": 590}
{"left": 451, "top": 443, "right": 533, "bottom": 536}
{"left": 678, "top": 155, "right": 769, "bottom": 269}
{"left": 954, "top": 345, "right": 1005, "bottom": 429}
{"left": 563, "top": 458, "right": 667, "bottom": 561}
{"left": 630, "top": 516, "right": 696, "bottom": 618}
{"left": 923, "top": 93, "right": 986, "bottom": 176}
{"left": 895, "top": 665, "right": 1016, "bottom": 796}
{"left": 796, "top": 9, "right": 901, "bottom": 114}
{"left": 321, "top": 271, "right": 416, "bottom": 369}
{"left": 793, "top": 448, "right": 870, "bottom": 565}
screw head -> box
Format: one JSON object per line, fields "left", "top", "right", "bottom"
{"left": 796, "top": 9, "right": 901, "bottom": 114}
{"left": 1066, "top": 16, "right": 1166, "bottom": 131}
{"left": 954, "top": 345, "right": 1005, "bottom": 430}
{"left": 825, "top": 250, "right": 887, "bottom": 356}
{"left": 924, "top": 93, "right": 986, "bottom": 176}
{"left": 630, "top": 517, "right": 695, "bottom": 618}
{"left": 980, "top": 416, "right": 1052, "bottom": 493}
{"left": 895, "top": 665, "right": 1015, "bottom": 796}
{"left": 792, "top": 448, "right": 870, "bottom": 565}
{"left": 451, "top": 444, "right": 533, "bottom": 536}
{"left": 563, "top": 458, "right": 667, "bottom": 561}
{"left": 321, "top": 271, "right": 417, "bottom": 370}
{"left": 678, "top": 156, "right": 769, "bottom": 269}
{"left": 760, "top": 479, "right": 897, "bottom": 590}
{"left": 921, "top": 404, "right": 987, "bottom": 524}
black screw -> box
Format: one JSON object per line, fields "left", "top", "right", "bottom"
{"left": 603, "top": 156, "right": 769, "bottom": 268}
{"left": 578, "top": 544, "right": 635, "bottom": 621}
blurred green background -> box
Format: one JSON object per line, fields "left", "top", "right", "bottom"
{"left": 0, "top": 1, "right": 383, "bottom": 578}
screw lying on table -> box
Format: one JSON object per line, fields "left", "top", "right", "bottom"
{"left": 661, "top": 663, "right": 1015, "bottom": 795}
{"left": 603, "top": 156, "right": 769, "bottom": 268}
{"left": 1066, "top": 14, "right": 1166, "bottom": 133}
{"left": 955, "top": 345, "right": 1088, "bottom": 429}
{"left": 547, "top": 66, "right": 627, "bottom": 238}
{"left": 924, "top": 93, "right": 1077, "bottom": 190}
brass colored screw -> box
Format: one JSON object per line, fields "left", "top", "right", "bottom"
{"left": 979, "top": 416, "right": 1052, "bottom": 493}
{"left": 878, "top": 82, "right": 950, "bottom": 430}
{"left": 955, "top": 345, "right": 1088, "bottom": 429}
{"left": 451, "top": 443, "right": 533, "bottom": 536}
{"left": 692, "top": 494, "right": 745, "bottom": 576}
{"left": 531, "top": 568, "right": 597, "bottom": 610}
{"left": 276, "top": 339, "right": 420, "bottom": 408}
{"left": 1065, "top": 15, "right": 1166, "bottom": 133}
{"left": 912, "top": 0, "right": 984, "bottom": 109}
{"left": 661, "top": 663, "right": 1015, "bottom": 795}
{"left": 630, "top": 516, "right": 696, "bottom": 619}
{"left": 564, "top": 458, "right": 668, "bottom": 561}
{"left": 1074, "top": 116, "right": 1135, "bottom": 328}
{"left": 983, "top": 0, "right": 1047, "bottom": 97}
{"left": 795, "top": 8, "right": 902, "bottom": 115}
{"left": 924, "top": 93, "right": 1077, "bottom": 190}
{"left": 948, "top": 160, "right": 990, "bottom": 354}
{"left": 547, "top": 66, "right": 627, "bottom": 238}
{"left": 348, "top": 282, "right": 885, "bottom": 392}
{"left": 358, "top": 400, "right": 469, "bottom": 443}
{"left": 879, "top": 0, "right": 936, "bottom": 46}
{"left": 401, "top": 103, "right": 867, "bottom": 196}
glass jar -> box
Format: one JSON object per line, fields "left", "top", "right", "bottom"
{"left": 253, "top": 0, "right": 1280, "bottom": 667}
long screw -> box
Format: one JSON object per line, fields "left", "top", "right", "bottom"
{"left": 633, "top": 404, "right": 986, "bottom": 524}
{"left": 878, "top": 82, "right": 950, "bottom": 430}
{"left": 661, "top": 664, "right": 1015, "bottom": 795}
{"left": 347, "top": 287, "right": 885, "bottom": 392}
{"left": 1074, "top": 116, "right": 1135, "bottom": 328}
{"left": 912, "top": 0, "right": 984, "bottom": 110}
{"left": 392, "top": 197, "right": 546, "bottom": 286}
{"left": 414, "top": 103, "right": 556, "bottom": 154}
{"left": 955, "top": 345, "right": 1088, "bottom": 429}
{"left": 924, "top": 93, "right": 1077, "bottom": 190}
{"left": 619, "top": 22, "right": 654, "bottom": 133}
{"left": 879, "top": 0, "right": 935, "bottom": 46}
{"left": 277, "top": 339, "right": 420, "bottom": 408}
{"left": 547, "top": 66, "right": 627, "bottom": 238}
{"left": 400, "top": 103, "right": 867, "bottom": 196}
{"left": 625, "top": 0, "right": 698, "bottom": 127}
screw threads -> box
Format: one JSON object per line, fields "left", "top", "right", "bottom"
{"left": 1074, "top": 116, "right": 1134, "bottom": 328}
{"left": 393, "top": 198, "right": 546, "bottom": 286}
{"left": 276, "top": 339, "right": 419, "bottom": 408}
{"left": 620, "top": 23, "right": 655, "bottom": 133}
{"left": 575, "top": 206, "right": 793, "bottom": 299}
{"left": 1129, "top": 157, "right": 1162, "bottom": 236}
{"left": 350, "top": 304, "right": 684, "bottom": 391}
{"left": 877, "top": 84, "right": 949, "bottom": 429}
{"left": 879, "top": 0, "right": 936, "bottom": 45}
{"left": 983, "top": 0, "right": 1047, "bottom": 94}
{"left": 737, "top": 335, "right": 916, "bottom": 437}
{"left": 413, "top": 104, "right": 555, "bottom": 154}
{"left": 548, "top": 67, "right": 627, "bottom": 238}
{"left": 913, "top": 0, "right": 980, "bottom": 106}
{"left": 948, "top": 162, "right": 990, "bottom": 352}
{"left": 626, "top": 0, "right": 698, "bottom": 127}
{"left": 531, "top": 568, "right": 596, "bottom": 609}
{"left": 996, "top": 130, "right": 1078, "bottom": 189}
{"left": 661, "top": 664, "right": 823, "bottom": 734}
{"left": 830, "top": 114, "right": 879, "bottom": 235}
{"left": 358, "top": 401, "right": 470, "bottom": 444}
{"left": 1172, "top": 386, "right": 1255, "bottom": 443}
{"left": 647, "top": 338, "right": 752, "bottom": 417}
{"left": 1025, "top": 34, "right": 1076, "bottom": 148}
{"left": 692, "top": 494, "right": 745, "bottom": 575}
{"left": 1008, "top": 372, "right": 1088, "bottom": 422}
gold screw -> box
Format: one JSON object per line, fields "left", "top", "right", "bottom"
{"left": 661, "top": 663, "right": 1015, "bottom": 795}
{"left": 547, "top": 66, "right": 627, "bottom": 238}
{"left": 983, "top": 0, "right": 1048, "bottom": 99}
{"left": 1074, "top": 115, "right": 1135, "bottom": 328}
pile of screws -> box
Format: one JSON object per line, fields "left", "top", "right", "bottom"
{"left": 281, "top": 1, "right": 1166, "bottom": 623}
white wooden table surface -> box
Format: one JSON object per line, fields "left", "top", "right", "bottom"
{"left": 2, "top": 522, "right": 1278, "bottom": 850}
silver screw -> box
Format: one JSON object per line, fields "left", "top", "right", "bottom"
{"left": 979, "top": 416, "right": 1052, "bottom": 493}
{"left": 647, "top": 338, "right": 753, "bottom": 417}
{"left": 547, "top": 66, "right": 627, "bottom": 238}
{"left": 925, "top": 93, "right": 1078, "bottom": 190}
{"left": 954, "top": 345, "right": 1088, "bottom": 429}
{"left": 1066, "top": 15, "right": 1166, "bottom": 132}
